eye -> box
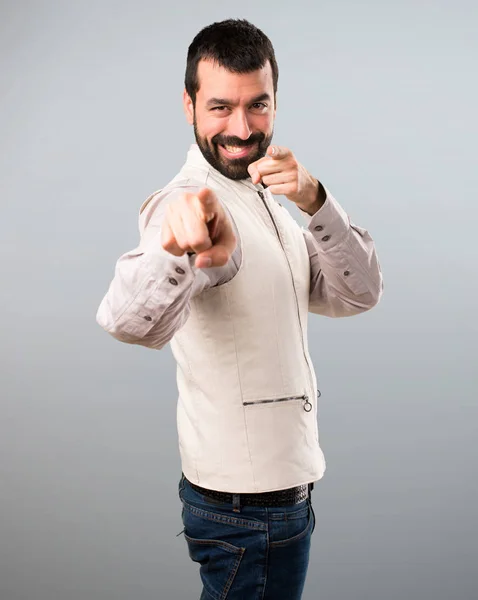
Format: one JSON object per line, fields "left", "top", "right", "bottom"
{"left": 251, "top": 102, "right": 268, "bottom": 112}
{"left": 211, "top": 106, "right": 228, "bottom": 112}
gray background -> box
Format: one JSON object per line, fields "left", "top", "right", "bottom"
{"left": 1, "top": 0, "right": 476, "bottom": 598}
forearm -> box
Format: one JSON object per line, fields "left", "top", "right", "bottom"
{"left": 96, "top": 240, "right": 209, "bottom": 349}
{"left": 96, "top": 188, "right": 241, "bottom": 349}
{"left": 301, "top": 188, "right": 383, "bottom": 317}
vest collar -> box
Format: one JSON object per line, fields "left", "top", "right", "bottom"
{"left": 185, "top": 143, "right": 266, "bottom": 196}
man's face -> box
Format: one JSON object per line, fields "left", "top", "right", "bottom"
{"left": 184, "top": 60, "right": 276, "bottom": 180}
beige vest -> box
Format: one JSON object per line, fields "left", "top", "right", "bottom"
{"left": 162, "top": 145, "right": 325, "bottom": 493}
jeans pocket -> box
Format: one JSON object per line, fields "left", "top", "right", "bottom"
{"left": 183, "top": 533, "right": 245, "bottom": 600}
{"left": 178, "top": 474, "right": 186, "bottom": 499}
{"left": 269, "top": 502, "right": 314, "bottom": 548}
{"left": 310, "top": 500, "right": 316, "bottom": 534}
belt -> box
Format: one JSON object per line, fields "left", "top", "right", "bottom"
{"left": 187, "top": 478, "right": 313, "bottom": 507}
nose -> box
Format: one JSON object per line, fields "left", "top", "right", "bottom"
{"left": 227, "top": 110, "right": 252, "bottom": 141}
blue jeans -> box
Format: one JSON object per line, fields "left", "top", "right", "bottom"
{"left": 178, "top": 474, "right": 316, "bottom": 599}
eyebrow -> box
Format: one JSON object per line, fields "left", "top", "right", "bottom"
{"left": 206, "top": 93, "right": 271, "bottom": 108}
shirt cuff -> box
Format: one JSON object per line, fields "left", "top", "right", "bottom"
{"left": 115, "top": 236, "right": 207, "bottom": 337}
{"left": 299, "top": 186, "right": 350, "bottom": 251}
{"left": 144, "top": 234, "right": 210, "bottom": 297}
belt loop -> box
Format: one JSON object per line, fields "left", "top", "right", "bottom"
{"left": 232, "top": 493, "right": 241, "bottom": 513}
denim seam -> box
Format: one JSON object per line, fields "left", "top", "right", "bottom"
{"left": 221, "top": 547, "right": 245, "bottom": 600}
{"left": 182, "top": 500, "right": 268, "bottom": 531}
{"left": 183, "top": 533, "right": 243, "bottom": 554}
{"left": 269, "top": 501, "right": 314, "bottom": 548}
{"left": 183, "top": 534, "right": 245, "bottom": 600}
{"left": 269, "top": 506, "right": 309, "bottom": 521}
{"left": 310, "top": 500, "right": 316, "bottom": 535}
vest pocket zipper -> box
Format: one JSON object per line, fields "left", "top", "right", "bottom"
{"left": 243, "top": 394, "right": 312, "bottom": 412}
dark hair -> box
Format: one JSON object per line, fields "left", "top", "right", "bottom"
{"left": 185, "top": 19, "right": 279, "bottom": 104}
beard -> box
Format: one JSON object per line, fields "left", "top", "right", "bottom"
{"left": 193, "top": 116, "right": 273, "bottom": 181}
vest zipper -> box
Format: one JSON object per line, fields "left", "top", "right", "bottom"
{"left": 257, "top": 189, "right": 316, "bottom": 414}
{"left": 243, "top": 394, "right": 312, "bottom": 412}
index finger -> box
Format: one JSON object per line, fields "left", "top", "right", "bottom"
{"left": 195, "top": 223, "right": 237, "bottom": 268}
{"left": 267, "top": 145, "right": 291, "bottom": 160}
{"left": 194, "top": 187, "right": 218, "bottom": 223}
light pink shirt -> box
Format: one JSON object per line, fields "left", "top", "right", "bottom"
{"left": 96, "top": 184, "right": 383, "bottom": 349}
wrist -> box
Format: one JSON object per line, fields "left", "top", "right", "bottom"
{"left": 296, "top": 178, "right": 326, "bottom": 215}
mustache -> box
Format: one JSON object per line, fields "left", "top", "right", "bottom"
{"left": 212, "top": 132, "right": 265, "bottom": 147}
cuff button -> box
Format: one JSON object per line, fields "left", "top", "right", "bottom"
{"left": 169, "top": 277, "right": 178, "bottom": 286}
{"left": 321, "top": 235, "right": 331, "bottom": 242}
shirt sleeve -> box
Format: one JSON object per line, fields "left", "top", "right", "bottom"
{"left": 96, "top": 187, "right": 241, "bottom": 349}
{"left": 299, "top": 187, "right": 383, "bottom": 317}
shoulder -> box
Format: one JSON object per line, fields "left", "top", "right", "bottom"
{"left": 137, "top": 179, "right": 203, "bottom": 234}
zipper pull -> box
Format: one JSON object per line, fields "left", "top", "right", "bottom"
{"left": 258, "top": 191, "right": 264, "bottom": 200}
{"left": 303, "top": 395, "right": 312, "bottom": 412}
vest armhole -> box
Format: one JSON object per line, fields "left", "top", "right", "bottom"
{"left": 139, "top": 190, "right": 161, "bottom": 216}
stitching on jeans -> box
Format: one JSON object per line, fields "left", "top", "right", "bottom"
{"left": 184, "top": 502, "right": 266, "bottom": 531}
{"left": 269, "top": 505, "right": 309, "bottom": 521}
{"left": 269, "top": 501, "right": 314, "bottom": 548}
{"left": 310, "top": 501, "right": 316, "bottom": 534}
{"left": 221, "top": 547, "right": 245, "bottom": 599}
{"left": 183, "top": 534, "right": 242, "bottom": 554}
{"left": 183, "top": 534, "right": 245, "bottom": 600}
{"left": 182, "top": 500, "right": 267, "bottom": 531}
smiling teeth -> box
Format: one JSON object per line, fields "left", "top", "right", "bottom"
{"left": 225, "top": 145, "right": 245, "bottom": 154}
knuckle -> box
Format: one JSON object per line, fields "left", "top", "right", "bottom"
{"left": 162, "top": 242, "right": 182, "bottom": 256}
{"left": 189, "top": 234, "right": 208, "bottom": 249}
{"left": 161, "top": 235, "right": 175, "bottom": 251}
{"left": 177, "top": 239, "right": 192, "bottom": 251}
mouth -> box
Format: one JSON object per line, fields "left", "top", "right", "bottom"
{"left": 218, "top": 143, "right": 256, "bottom": 159}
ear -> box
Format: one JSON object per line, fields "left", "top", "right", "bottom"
{"left": 183, "top": 89, "right": 194, "bottom": 125}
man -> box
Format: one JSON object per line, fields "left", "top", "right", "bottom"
{"left": 97, "top": 18, "right": 382, "bottom": 600}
